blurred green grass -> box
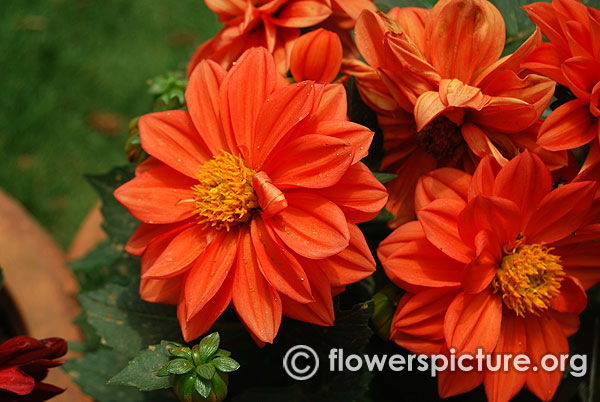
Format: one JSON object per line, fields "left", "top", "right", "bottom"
{"left": 0, "top": 0, "right": 220, "bottom": 249}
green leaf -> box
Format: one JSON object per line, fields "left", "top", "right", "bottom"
{"left": 211, "top": 357, "right": 240, "bottom": 373}
{"left": 194, "top": 377, "right": 212, "bottom": 398}
{"left": 168, "top": 347, "right": 193, "bottom": 361}
{"left": 165, "top": 359, "right": 194, "bottom": 375}
{"left": 78, "top": 281, "right": 182, "bottom": 357}
{"left": 213, "top": 349, "right": 231, "bottom": 358}
{"left": 64, "top": 348, "right": 177, "bottom": 402}
{"left": 197, "top": 332, "right": 220, "bottom": 360}
{"left": 108, "top": 341, "right": 172, "bottom": 391}
{"left": 373, "top": 172, "right": 397, "bottom": 184}
{"left": 196, "top": 363, "right": 216, "bottom": 380}
{"left": 86, "top": 166, "right": 138, "bottom": 244}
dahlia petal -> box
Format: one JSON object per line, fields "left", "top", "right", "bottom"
{"left": 140, "top": 274, "right": 183, "bottom": 305}
{"left": 524, "top": 314, "right": 568, "bottom": 402}
{"left": 525, "top": 181, "right": 597, "bottom": 244}
{"left": 413, "top": 91, "right": 446, "bottom": 131}
{"left": 458, "top": 195, "right": 521, "bottom": 249}
{"left": 559, "top": 241, "right": 600, "bottom": 289}
{"left": 311, "top": 83, "right": 347, "bottom": 121}
{"left": 444, "top": 289, "right": 502, "bottom": 355}
{"left": 126, "top": 221, "right": 192, "bottom": 256}
{"left": 388, "top": 7, "right": 429, "bottom": 54}
{"left": 271, "top": 0, "right": 332, "bottom": 28}
{"left": 483, "top": 313, "right": 527, "bottom": 402}
{"left": 183, "top": 229, "right": 239, "bottom": 319}
{"left": 391, "top": 331, "right": 445, "bottom": 355}
{"left": 220, "top": 48, "right": 279, "bottom": 159}
{"left": 253, "top": 171, "right": 288, "bottom": 218}
{"left": 0, "top": 367, "right": 35, "bottom": 395}
{"left": 251, "top": 216, "right": 313, "bottom": 303}
{"left": 470, "top": 97, "right": 538, "bottom": 133}
{"left": 311, "top": 162, "right": 388, "bottom": 223}
{"left": 139, "top": 111, "right": 211, "bottom": 178}
{"left": 281, "top": 263, "right": 334, "bottom": 326}
{"left": 386, "top": 150, "right": 438, "bottom": 227}
{"left": 418, "top": 199, "right": 472, "bottom": 264}
{"left": 522, "top": 2, "right": 569, "bottom": 52}
{"left": 521, "top": 42, "right": 569, "bottom": 86}
{"left": 468, "top": 156, "right": 501, "bottom": 200}
{"left": 427, "top": 0, "right": 504, "bottom": 83}
{"left": 480, "top": 71, "right": 554, "bottom": 118}
{"left": 265, "top": 134, "right": 354, "bottom": 189}
{"left": 438, "top": 360, "right": 484, "bottom": 398}
{"left": 378, "top": 221, "right": 425, "bottom": 264}
{"left": 135, "top": 156, "right": 162, "bottom": 176}
{"left": 186, "top": 59, "right": 229, "bottom": 155}
{"left": 141, "top": 224, "right": 209, "bottom": 279}
{"left": 267, "top": 193, "right": 350, "bottom": 258}
{"left": 537, "top": 99, "right": 597, "bottom": 151}
{"left": 550, "top": 275, "right": 587, "bottom": 314}
{"left": 393, "top": 288, "right": 460, "bottom": 340}
{"left": 548, "top": 310, "right": 580, "bottom": 337}
{"left": 334, "top": 0, "right": 378, "bottom": 22}
{"left": 178, "top": 272, "right": 234, "bottom": 342}
{"left": 310, "top": 121, "right": 373, "bottom": 164}
{"left": 461, "top": 123, "right": 509, "bottom": 165}
{"left": 354, "top": 10, "right": 391, "bottom": 69}
{"left": 439, "top": 79, "right": 490, "bottom": 110}
{"left": 318, "top": 223, "right": 376, "bottom": 287}
{"left": 474, "top": 28, "right": 543, "bottom": 88}
{"left": 415, "top": 168, "right": 470, "bottom": 213}
{"left": 252, "top": 82, "right": 316, "bottom": 169}
{"left": 561, "top": 56, "right": 600, "bottom": 98}
{"left": 493, "top": 150, "right": 552, "bottom": 222}
{"left": 384, "top": 237, "right": 465, "bottom": 287}
{"left": 114, "top": 165, "right": 198, "bottom": 224}
{"left": 461, "top": 230, "right": 501, "bottom": 294}
{"left": 232, "top": 227, "right": 282, "bottom": 343}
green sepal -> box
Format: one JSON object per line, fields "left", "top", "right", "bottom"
{"left": 196, "top": 363, "right": 216, "bottom": 380}
{"left": 194, "top": 377, "right": 212, "bottom": 398}
{"left": 165, "top": 358, "right": 194, "bottom": 375}
{"left": 211, "top": 357, "right": 240, "bottom": 373}
{"left": 196, "top": 332, "right": 220, "bottom": 362}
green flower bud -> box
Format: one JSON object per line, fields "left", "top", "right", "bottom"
{"left": 372, "top": 285, "right": 403, "bottom": 341}
{"left": 124, "top": 117, "right": 148, "bottom": 164}
{"left": 158, "top": 332, "right": 239, "bottom": 402}
{"left": 147, "top": 71, "right": 187, "bottom": 112}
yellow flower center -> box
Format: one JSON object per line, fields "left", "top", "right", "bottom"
{"left": 192, "top": 151, "right": 258, "bottom": 231}
{"left": 492, "top": 244, "right": 565, "bottom": 317}
{"left": 415, "top": 116, "right": 463, "bottom": 161}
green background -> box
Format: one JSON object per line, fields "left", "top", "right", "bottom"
{"left": 0, "top": 0, "right": 220, "bottom": 248}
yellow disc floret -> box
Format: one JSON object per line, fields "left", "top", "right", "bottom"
{"left": 192, "top": 151, "right": 258, "bottom": 231}
{"left": 492, "top": 243, "right": 565, "bottom": 317}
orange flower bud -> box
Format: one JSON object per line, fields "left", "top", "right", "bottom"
{"left": 290, "top": 28, "right": 343, "bottom": 84}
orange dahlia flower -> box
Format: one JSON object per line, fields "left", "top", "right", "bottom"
{"left": 378, "top": 151, "right": 599, "bottom": 402}
{"left": 115, "top": 48, "right": 387, "bottom": 343}
{"left": 188, "top": 0, "right": 377, "bottom": 76}
{"left": 523, "top": 0, "right": 600, "bottom": 155}
{"left": 187, "top": 0, "right": 333, "bottom": 76}
{"left": 351, "top": 0, "right": 562, "bottom": 227}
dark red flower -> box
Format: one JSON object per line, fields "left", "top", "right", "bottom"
{"left": 0, "top": 336, "right": 67, "bottom": 402}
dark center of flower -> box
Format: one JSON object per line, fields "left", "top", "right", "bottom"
{"left": 415, "top": 116, "right": 463, "bottom": 161}
{"left": 491, "top": 243, "right": 564, "bottom": 317}
{"left": 192, "top": 151, "right": 258, "bottom": 231}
